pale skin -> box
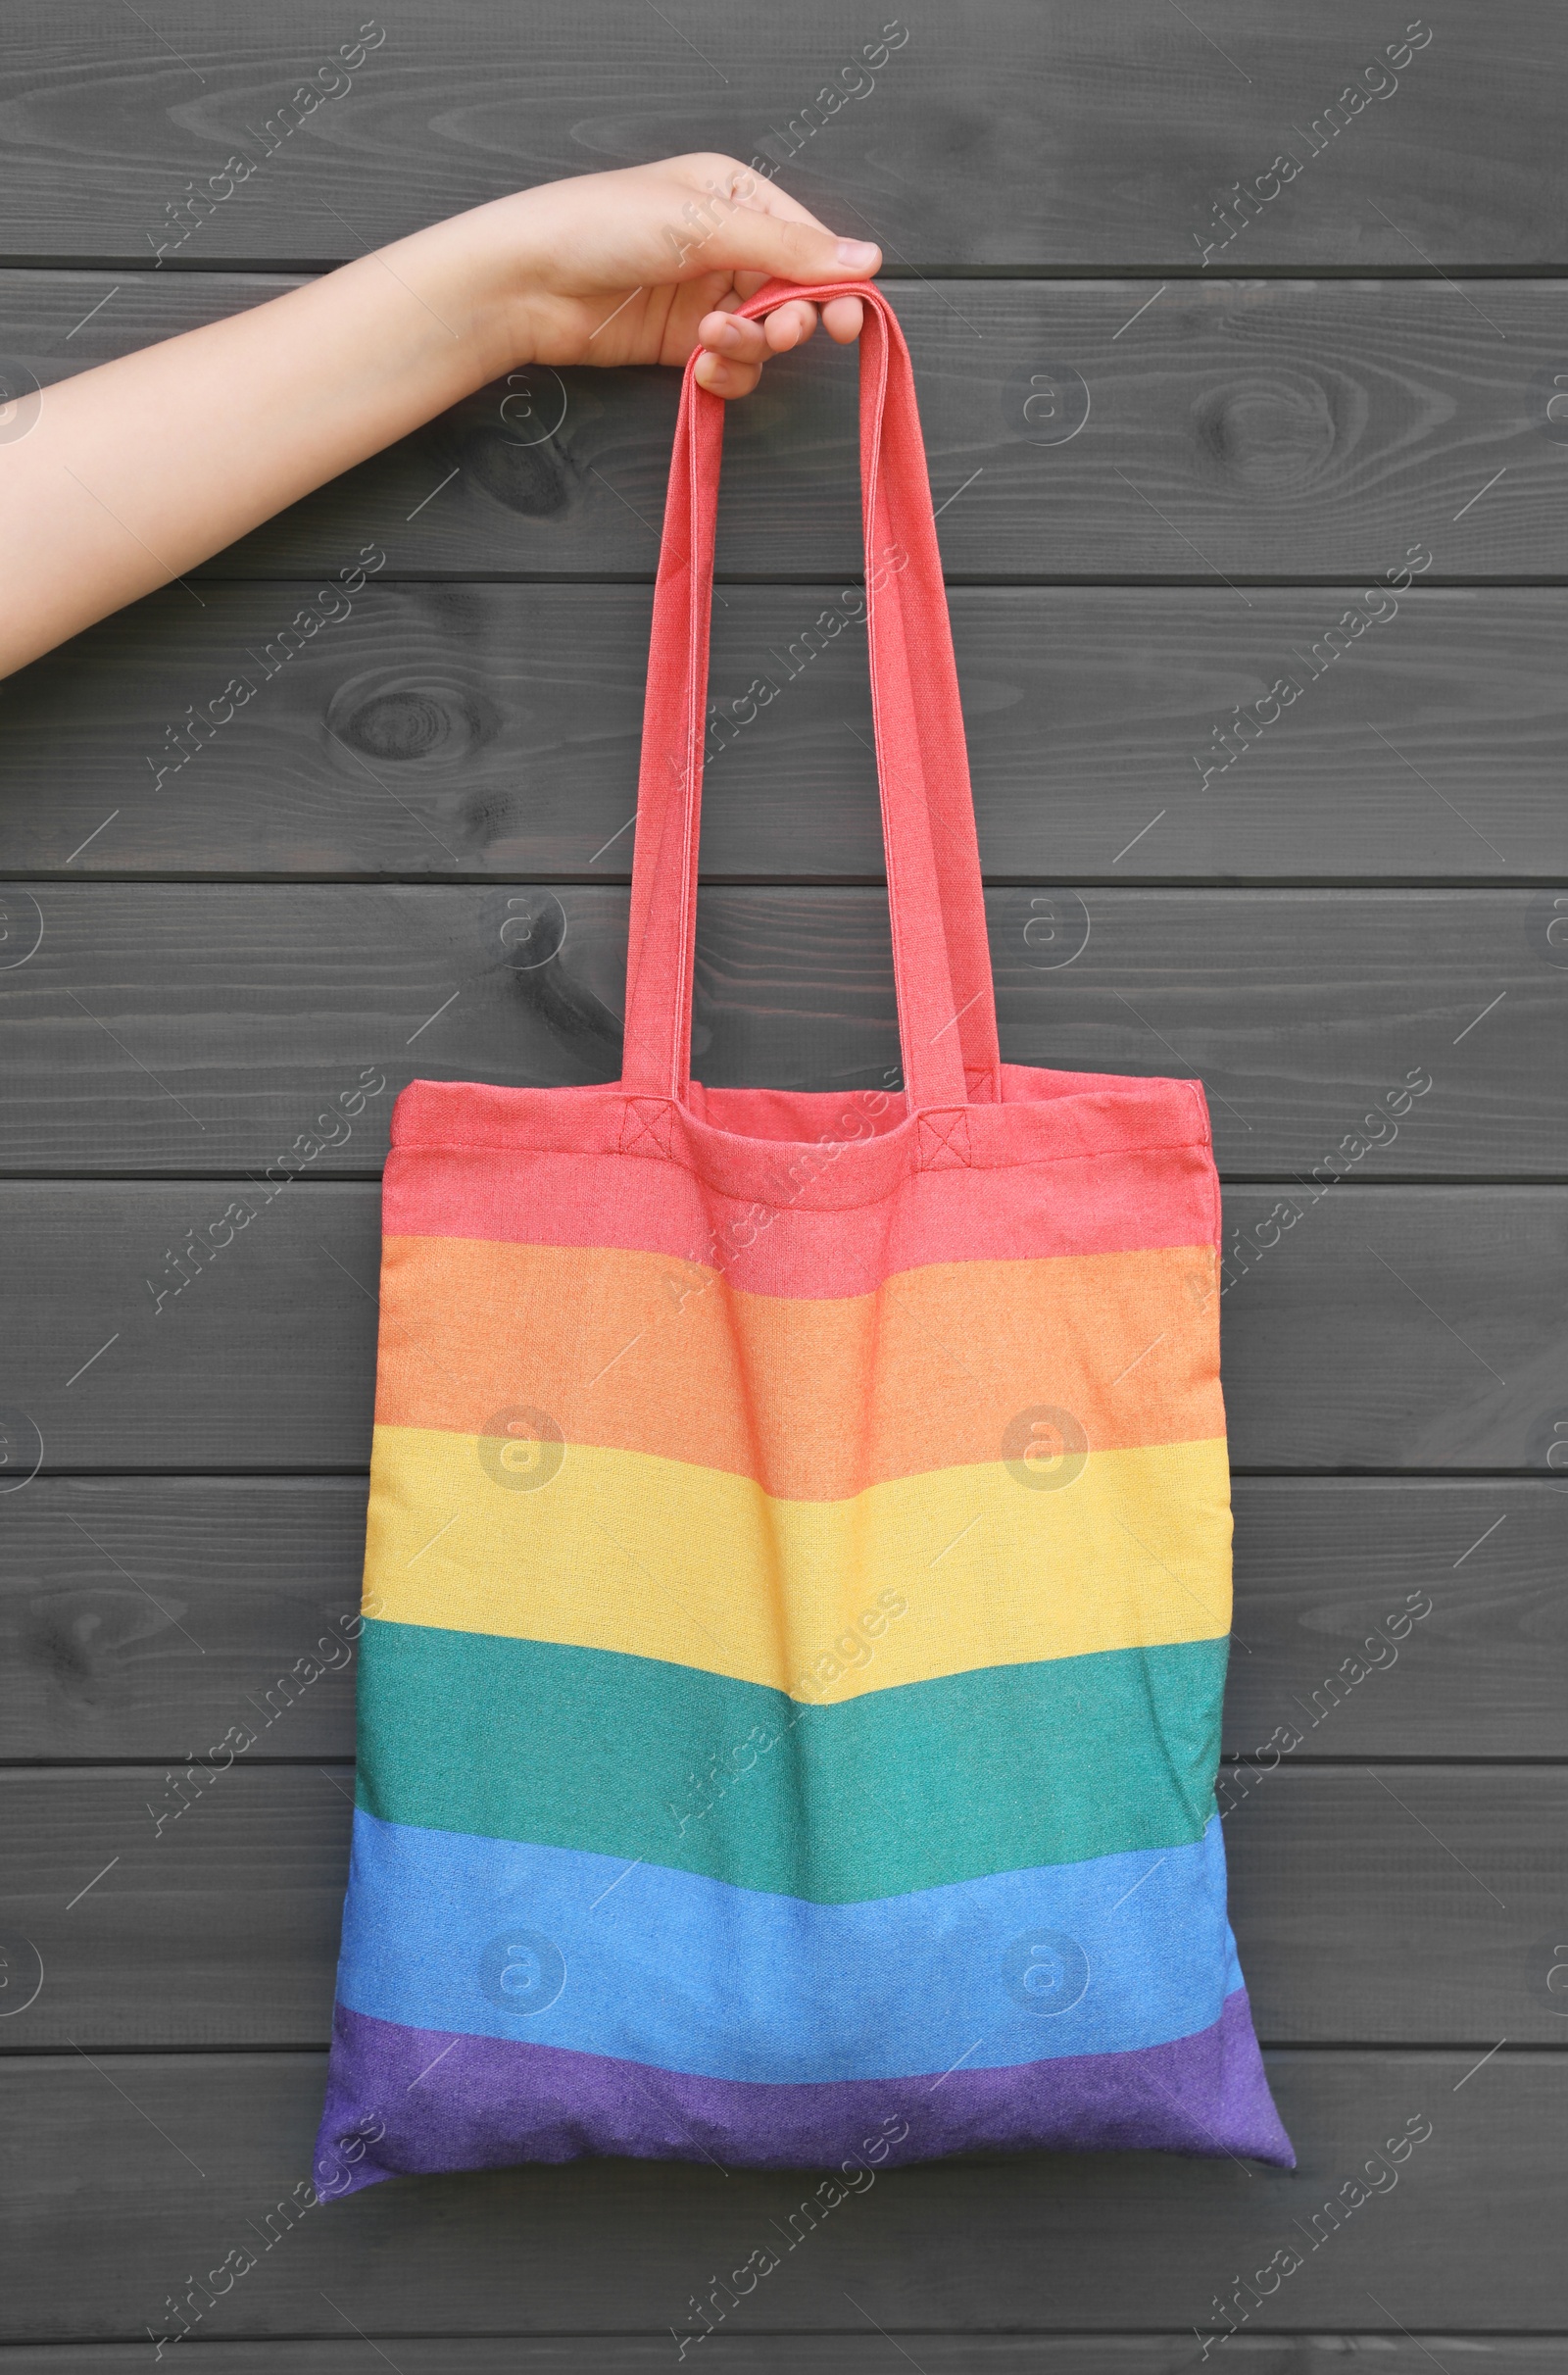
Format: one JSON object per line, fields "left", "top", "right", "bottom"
{"left": 0, "top": 154, "right": 879, "bottom": 680}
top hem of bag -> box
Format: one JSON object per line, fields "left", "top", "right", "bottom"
{"left": 389, "top": 1076, "right": 1214, "bottom": 1193}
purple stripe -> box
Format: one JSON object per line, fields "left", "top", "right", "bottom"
{"left": 314, "top": 1990, "right": 1293, "bottom": 2194}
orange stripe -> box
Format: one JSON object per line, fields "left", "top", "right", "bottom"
{"left": 374, "top": 1237, "right": 1222, "bottom": 1502}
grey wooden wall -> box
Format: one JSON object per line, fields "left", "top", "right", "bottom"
{"left": 2, "top": 2, "right": 1566, "bottom": 2366}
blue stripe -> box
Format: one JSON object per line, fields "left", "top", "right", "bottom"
{"left": 335, "top": 1809, "right": 1242, "bottom": 2083}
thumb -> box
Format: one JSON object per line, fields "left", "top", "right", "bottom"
{"left": 670, "top": 193, "right": 879, "bottom": 290}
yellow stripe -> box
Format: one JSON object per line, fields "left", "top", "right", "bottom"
{"left": 365, "top": 1428, "right": 1232, "bottom": 1703}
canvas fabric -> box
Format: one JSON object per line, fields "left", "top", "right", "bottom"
{"left": 316, "top": 279, "right": 1293, "bottom": 2191}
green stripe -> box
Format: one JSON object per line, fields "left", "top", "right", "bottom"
{"left": 356, "top": 1620, "right": 1226, "bottom": 1904}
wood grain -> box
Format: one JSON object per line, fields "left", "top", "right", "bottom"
{"left": 5, "top": 3, "right": 1566, "bottom": 2355}
{"left": 4, "top": 1763, "right": 1561, "bottom": 2048}
{"left": 0, "top": 2052, "right": 1556, "bottom": 2338}
{"left": 1226, "top": 1480, "right": 1568, "bottom": 1755}
{"left": 0, "top": 1, "right": 1560, "bottom": 268}
{"left": 5, "top": 584, "right": 1566, "bottom": 883}
{"left": 0, "top": 885, "right": 1561, "bottom": 1175}
{"left": 1, "top": 1185, "right": 1562, "bottom": 1473}
{"left": 0, "top": 1479, "right": 370, "bottom": 1759}
{"left": 10, "top": 276, "right": 1568, "bottom": 577}
{"left": 4, "top": 1478, "right": 1560, "bottom": 1760}
{"left": 6, "top": 2349, "right": 1565, "bottom": 2375}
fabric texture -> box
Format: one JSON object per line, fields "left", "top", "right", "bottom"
{"left": 315, "top": 278, "right": 1293, "bottom": 2191}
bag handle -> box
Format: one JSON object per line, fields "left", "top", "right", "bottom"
{"left": 620, "top": 277, "right": 1001, "bottom": 1114}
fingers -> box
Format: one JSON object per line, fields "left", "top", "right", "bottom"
{"left": 661, "top": 155, "right": 882, "bottom": 398}
{"left": 821, "top": 295, "right": 865, "bottom": 343}
{"left": 666, "top": 164, "right": 881, "bottom": 296}
{"left": 695, "top": 298, "right": 832, "bottom": 358}
{"left": 693, "top": 348, "right": 764, "bottom": 399}
{"left": 692, "top": 304, "right": 808, "bottom": 397}
{"left": 727, "top": 171, "right": 835, "bottom": 232}
{"left": 673, "top": 154, "right": 851, "bottom": 243}
{"left": 692, "top": 293, "right": 833, "bottom": 396}
{"left": 694, "top": 309, "right": 766, "bottom": 395}
{"left": 700, "top": 312, "right": 770, "bottom": 368}
{"left": 761, "top": 298, "right": 818, "bottom": 352}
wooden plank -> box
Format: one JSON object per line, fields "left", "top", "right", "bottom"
{"left": 10, "top": 276, "right": 1568, "bottom": 578}
{"left": 0, "top": 1185, "right": 1561, "bottom": 1473}
{"left": 4, "top": 1765, "right": 348, "bottom": 2049}
{"left": 7, "top": 2349, "right": 1567, "bottom": 2375}
{"left": 6, "top": 584, "right": 1566, "bottom": 884}
{"left": 2, "top": 1480, "right": 1561, "bottom": 1761}
{"left": 1214, "top": 1190, "right": 1567, "bottom": 1471}
{"left": 4, "top": 1764, "right": 1562, "bottom": 2049}
{"left": 1226, "top": 1481, "right": 1568, "bottom": 1756}
{"left": 0, "top": 1480, "right": 369, "bottom": 1759}
{"left": 0, "top": 2, "right": 1560, "bottom": 268}
{"left": 0, "top": 886, "right": 1560, "bottom": 1175}
{"left": 5, "top": 10, "right": 1556, "bottom": 2366}
{"left": 0, "top": 2052, "right": 1558, "bottom": 2338}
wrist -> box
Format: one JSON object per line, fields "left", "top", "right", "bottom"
{"left": 427, "top": 189, "right": 548, "bottom": 384}
{"left": 343, "top": 194, "right": 542, "bottom": 411}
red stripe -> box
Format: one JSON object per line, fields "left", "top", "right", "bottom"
{"left": 386, "top": 1074, "right": 1217, "bottom": 1300}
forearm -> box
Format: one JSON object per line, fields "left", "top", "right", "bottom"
{"left": 0, "top": 155, "right": 877, "bottom": 681}
{"left": 0, "top": 199, "right": 526, "bottom": 674}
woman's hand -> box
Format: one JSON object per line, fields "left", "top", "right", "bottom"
{"left": 476, "top": 153, "right": 879, "bottom": 398}
{"left": 0, "top": 155, "right": 880, "bottom": 678}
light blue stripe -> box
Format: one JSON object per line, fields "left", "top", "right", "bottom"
{"left": 335, "top": 1809, "right": 1244, "bottom": 2083}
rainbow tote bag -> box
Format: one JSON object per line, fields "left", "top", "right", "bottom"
{"left": 315, "top": 278, "right": 1294, "bottom": 2188}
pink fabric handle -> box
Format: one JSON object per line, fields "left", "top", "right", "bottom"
{"left": 620, "top": 277, "right": 1002, "bottom": 1113}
